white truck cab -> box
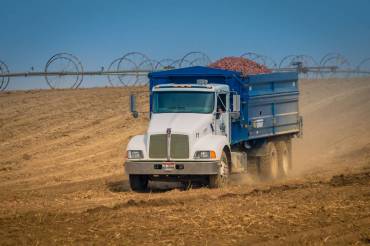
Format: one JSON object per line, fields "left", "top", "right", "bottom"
{"left": 125, "top": 83, "right": 233, "bottom": 190}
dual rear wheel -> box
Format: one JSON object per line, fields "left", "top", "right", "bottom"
{"left": 259, "top": 140, "right": 292, "bottom": 180}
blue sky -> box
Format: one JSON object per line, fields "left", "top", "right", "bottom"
{"left": 1, "top": 0, "right": 370, "bottom": 89}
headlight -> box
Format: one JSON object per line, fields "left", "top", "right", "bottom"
{"left": 127, "top": 150, "right": 143, "bottom": 159}
{"left": 194, "top": 151, "right": 216, "bottom": 159}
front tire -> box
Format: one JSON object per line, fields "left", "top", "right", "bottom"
{"left": 209, "top": 151, "right": 230, "bottom": 188}
{"left": 129, "top": 175, "right": 148, "bottom": 192}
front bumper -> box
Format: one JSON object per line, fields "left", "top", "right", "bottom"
{"left": 125, "top": 161, "right": 219, "bottom": 175}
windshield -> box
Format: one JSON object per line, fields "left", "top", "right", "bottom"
{"left": 152, "top": 91, "right": 215, "bottom": 113}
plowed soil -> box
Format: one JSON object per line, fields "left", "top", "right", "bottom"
{"left": 0, "top": 78, "right": 369, "bottom": 245}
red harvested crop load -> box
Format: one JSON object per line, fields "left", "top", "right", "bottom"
{"left": 209, "top": 56, "right": 271, "bottom": 76}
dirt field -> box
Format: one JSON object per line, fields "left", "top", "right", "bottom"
{"left": 0, "top": 78, "right": 369, "bottom": 245}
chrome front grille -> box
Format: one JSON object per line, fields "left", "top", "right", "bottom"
{"left": 149, "top": 134, "right": 189, "bottom": 159}
{"left": 149, "top": 134, "right": 167, "bottom": 159}
{"left": 170, "top": 134, "right": 189, "bottom": 159}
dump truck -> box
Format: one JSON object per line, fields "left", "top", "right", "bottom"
{"left": 125, "top": 66, "right": 302, "bottom": 191}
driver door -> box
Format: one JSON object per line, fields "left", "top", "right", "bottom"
{"left": 216, "top": 92, "right": 230, "bottom": 142}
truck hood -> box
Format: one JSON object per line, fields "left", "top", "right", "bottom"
{"left": 147, "top": 113, "right": 213, "bottom": 135}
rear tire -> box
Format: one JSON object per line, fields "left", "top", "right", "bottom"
{"left": 276, "top": 140, "right": 292, "bottom": 177}
{"left": 209, "top": 151, "right": 230, "bottom": 188}
{"left": 129, "top": 175, "right": 148, "bottom": 192}
{"left": 259, "top": 141, "right": 279, "bottom": 180}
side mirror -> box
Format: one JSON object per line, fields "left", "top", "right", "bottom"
{"left": 232, "top": 94, "right": 240, "bottom": 112}
{"left": 130, "top": 94, "right": 139, "bottom": 118}
{"left": 230, "top": 94, "right": 241, "bottom": 121}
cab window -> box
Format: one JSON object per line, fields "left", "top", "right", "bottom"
{"left": 217, "top": 94, "right": 227, "bottom": 112}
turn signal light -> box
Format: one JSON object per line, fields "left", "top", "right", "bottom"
{"left": 194, "top": 150, "right": 216, "bottom": 159}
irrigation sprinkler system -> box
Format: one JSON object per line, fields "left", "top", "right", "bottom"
{"left": 0, "top": 51, "right": 370, "bottom": 91}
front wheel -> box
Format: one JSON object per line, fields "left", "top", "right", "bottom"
{"left": 129, "top": 175, "right": 148, "bottom": 192}
{"left": 209, "top": 151, "right": 230, "bottom": 188}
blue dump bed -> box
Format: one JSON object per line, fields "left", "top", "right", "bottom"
{"left": 149, "top": 66, "right": 301, "bottom": 145}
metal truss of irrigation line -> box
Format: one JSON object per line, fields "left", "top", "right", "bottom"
{"left": 1, "top": 51, "right": 370, "bottom": 91}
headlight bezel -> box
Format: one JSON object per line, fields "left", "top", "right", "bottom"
{"left": 194, "top": 150, "right": 216, "bottom": 159}
{"left": 127, "top": 150, "right": 144, "bottom": 159}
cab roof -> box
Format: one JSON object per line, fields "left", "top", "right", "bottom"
{"left": 153, "top": 83, "right": 229, "bottom": 92}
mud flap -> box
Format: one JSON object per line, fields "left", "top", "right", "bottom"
{"left": 230, "top": 151, "right": 248, "bottom": 173}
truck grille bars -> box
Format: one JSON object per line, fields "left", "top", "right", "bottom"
{"left": 166, "top": 128, "right": 171, "bottom": 161}
{"left": 149, "top": 133, "right": 189, "bottom": 159}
